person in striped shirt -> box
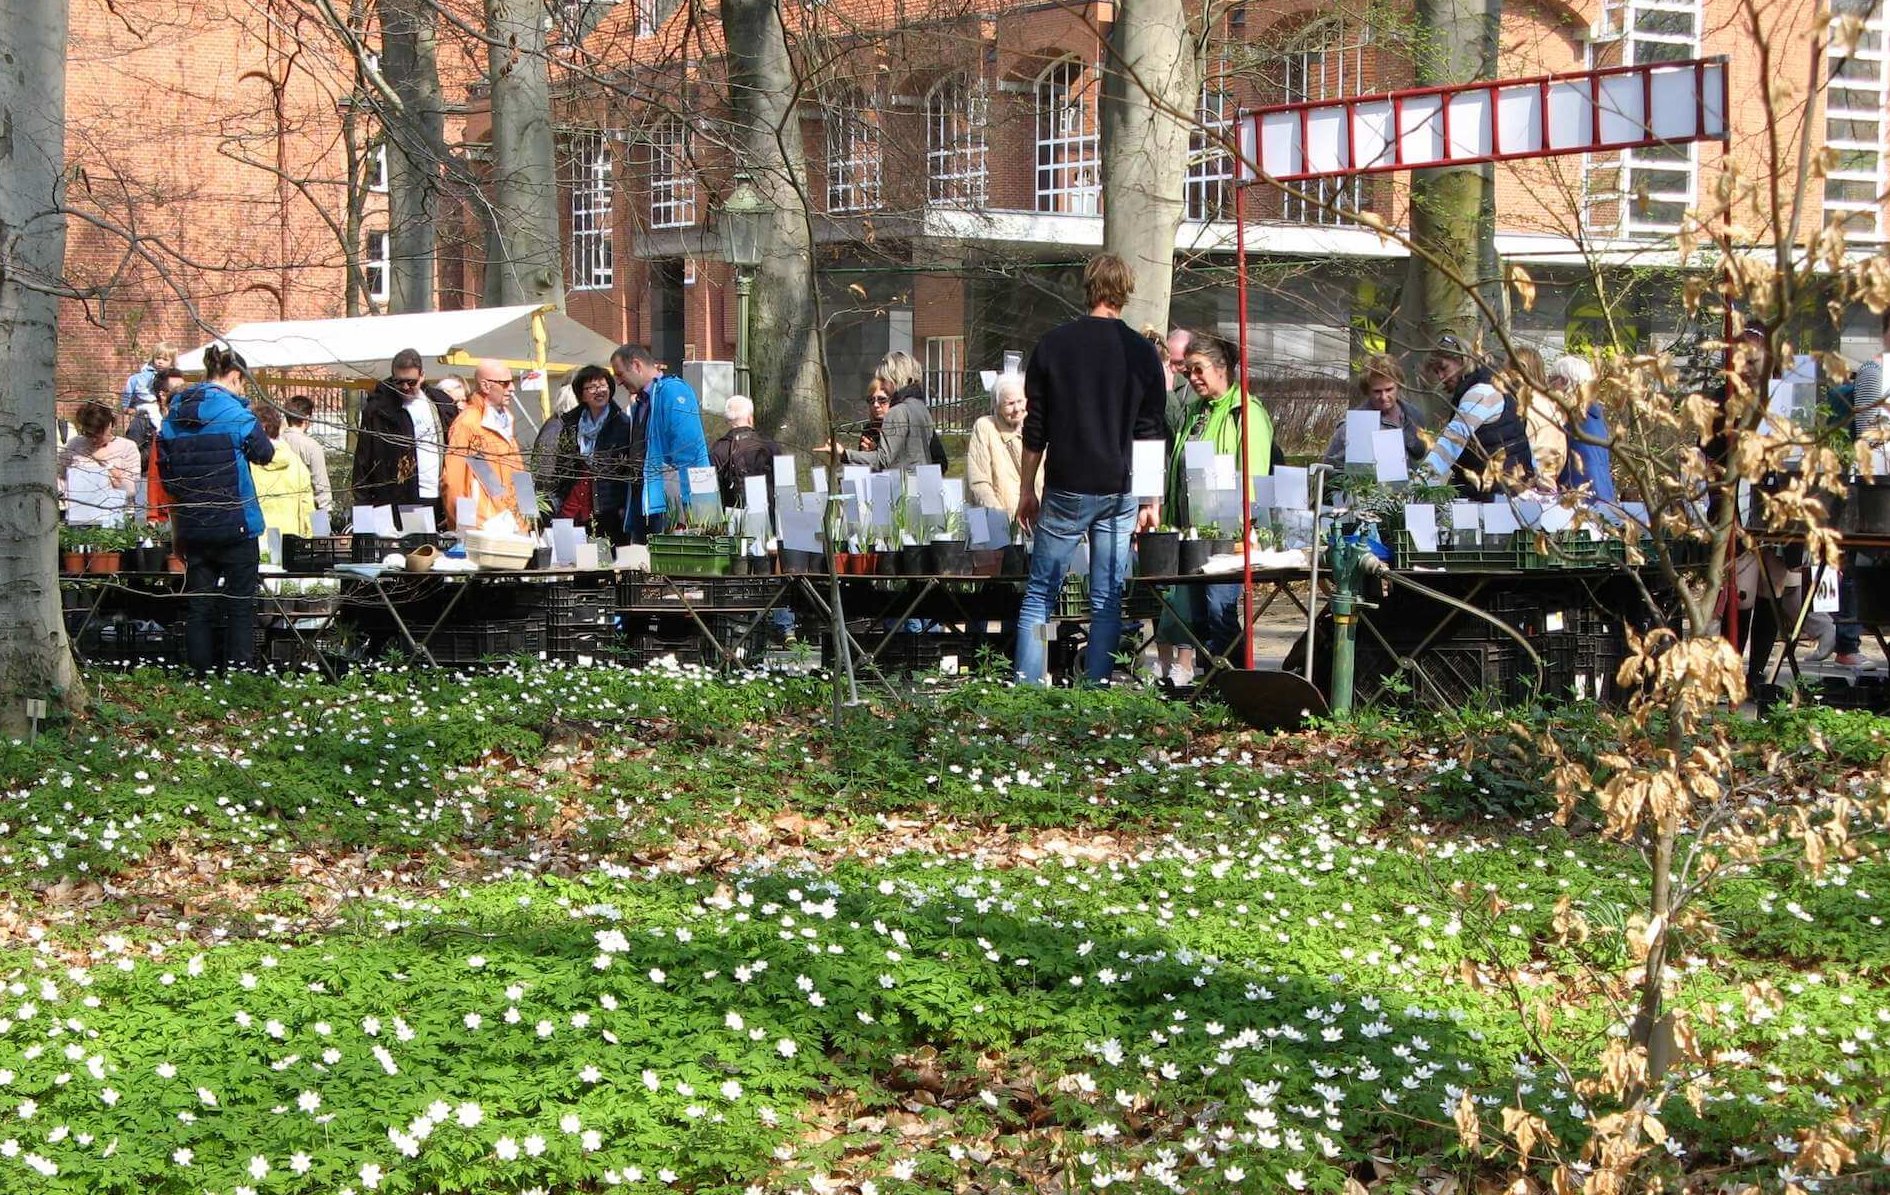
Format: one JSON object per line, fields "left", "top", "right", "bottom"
{"left": 1415, "top": 334, "right": 1535, "bottom": 498}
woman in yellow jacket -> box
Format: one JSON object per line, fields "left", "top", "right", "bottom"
{"left": 443, "top": 362, "right": 528, "bottom": 529}
{"left": 249, "top": 405, "right": 315, "bottom": 539}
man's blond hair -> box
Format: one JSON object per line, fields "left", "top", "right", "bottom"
{"left": 1083, "top": 254, "right": 1135, "bottom": 311}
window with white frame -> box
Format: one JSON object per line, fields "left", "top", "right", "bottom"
{"left": 927, "top": 74, "right": 988, "bottom": 207}
{"left": 826, "top": 89, "right": 883, "bottom": 214}
{"left": 1035, "top": 57, "right": 1101, "bottom": 215}
{"left": 1824, "top": 4, "right": 1887, "bottom": 241}
{"left": 924, "top": 336, "right": 965, "bottom": 406}
{"left": 1585, "top": 0, "right": 1701, "bottom": 235}
{"left": 364, "top": 230, "right": 389, "bottom": 303}
{"left": 1280, "top": 24, "right": 1367, "bottom": 225}
{"left": 648, "top": 119, "right": 696, "bottom": 229}
{"left": 368, "top": 143, "right": 388, "bottom": 193}
{"left": 570, "top": 132, "right": 613, "bottom": 290}
{"left": 1186, "top": 75, "right": 1233, "bottom": 222}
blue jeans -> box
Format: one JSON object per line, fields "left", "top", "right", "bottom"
{"left": 1015, "top": 489, "right": 1137, "bottom": 684}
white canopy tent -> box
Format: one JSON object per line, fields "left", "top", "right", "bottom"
{"left": 176, "top": 304, "right": 622, "bottom": 426}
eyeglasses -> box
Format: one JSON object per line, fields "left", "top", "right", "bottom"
{"left": 482, "top": 377, "right": 517, "bottom": 389}
{"left": 1183, "top": 363, "right": 1211, "bottom": 377}
{"left": 391, "top": 376, "right": 422, "bottom": 390}
{"left": 870, "top": 394, "right": 891, "bottom": 406}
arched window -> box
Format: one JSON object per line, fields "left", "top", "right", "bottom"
{"left": 1279, "top": 22, "right": 1367, "bottom": 225}
{"left": 927, "top": 74, "right": 988, "bottom": 207}
{"left": 1186, "top": 70, "right": 1233, "bottom": 222}
{"left": 1035, "top": 58, "right": 1100, "bottom": 215}
{"left": 825, "top": 89, "right": 882, "bottom": 214}
{"left": 570, "top": 132, "right": 614, "bottom": 289}
{"left": 648, "top": 119, "right": 695, "bottom": 229}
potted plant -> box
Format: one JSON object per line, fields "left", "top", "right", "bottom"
{"left": 1178, "top": 527, "right": 1212, "bottom": 575}
{"left": 60, "top": 524, "right": 137, "bottom": 575}
{"left": 1001, "top": 521, "right": 1030, "bottom": 578}
{"left": 1134, "top": 524, "right": 1180, "bottom": 577}
{"left": 926, "top": 510, "right": 970, "bottom": 575}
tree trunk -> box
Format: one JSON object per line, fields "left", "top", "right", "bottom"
{"left": 484, "top": 0, "right": 562, "bottom": 308}
{"left": 723, "top": 0, "right": 824, "bottom": 448}
{"left": 1395, "top": 0, "right": 1502, "bottom": 423}
{"left": 1101, "top": 0, "right": 1199, "bottom": 336}
{"left": 0, "top": 0, "right": 84, "bottom": 734}
{"left": 378, "top": 0, "right": 443, "bottom": 312}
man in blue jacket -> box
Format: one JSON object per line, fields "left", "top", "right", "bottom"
{"left": 609, "top": 344, "right": 710, "bottom": 543}
{"left": 157, "top": 345, "right": 274, "bottom": 672}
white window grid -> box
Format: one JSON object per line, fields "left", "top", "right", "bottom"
{"left": 1824, "top": 6, "right": 1886, "bottom": 241}
{"left": 927, "top": 75, "right": 989, "bottom": 207}
{"left": 1186, "top": 78, "right": 1233, "bottom": 222}
{"left": 1035, "top": 58, "right": 1101, "bottom": 215}
{"left": 364, "top": 230, "right": 389, "bottom": 303}
{"left": 1281, "top": 28, "right": 1367, "bottom": 225}
{"left": 570, "top": 133, "right": 614, "bottom": 290}
{"left": 368, "top": 144, "right": 388, "bottom": 193}
{"left": 826, "top": 90, "right": 883, "bottom": 214}
{"left": 925, "top": 336, "right": 965, "bottom": 405}
{"left": 648, "top": 119, "right": 696, "bottom": 229}
{"left": 1585, "top": 0, "right": 1701, "bottom": 236}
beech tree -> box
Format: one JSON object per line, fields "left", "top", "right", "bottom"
{"left": 0, "top": 0, "right": 81, "bottom": 731}
{"left": 1101, "top": 0, "right": 1201, "bottom": 336}
{"left": 484, "top": 0, "right": 562, "bottom": 307}
{"left": 723, "top": 0, "right": 825, "bottom": 444}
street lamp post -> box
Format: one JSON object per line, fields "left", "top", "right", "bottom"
{"left": 719, "top": 174, "right": 772, "bottom": 396}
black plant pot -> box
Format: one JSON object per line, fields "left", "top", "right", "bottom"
{"left": 927, "top": 539, "right": 971, "bottom": 576}
{"left": 1135, "top": 531, "right": 1180, "bottom": 578}
{"left": 129, "top": 545, "right": 172, "bottom": 574}
{"left": 1848, "top": 480, "right": 1890, "bottom": 535}
{"left": 1000, "top": 544, "right": 1030, "bottom": 578}
{"left": 779, "top": 549, "right": 816, "bottom": 574}
{"left": 876, "top": 550, "right": 900, "bottom": 576}
{"left": 1178, "top": 538, "right": 1212, "bottom": 575}
{"left": 1209, "top": 537, "right": 1238, "bottom": 557}
{"left": 729, "top": 554, "right": 752, "bottom": 576}
{"left": 898, "top": 545, "right": 928, "bottom": 575}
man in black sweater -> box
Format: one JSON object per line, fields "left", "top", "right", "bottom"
{"left": 1014, "top": 253, "right": 1168, "bottom": 684}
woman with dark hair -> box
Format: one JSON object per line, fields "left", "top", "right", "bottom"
{"left": 543, "top": 363, "right": 635, "bottom": 544}
{"left": 157, "top": 344, "right": 275, "bottom": 672}
{"left": 57, "top": 400, "right": 141, "bottom": 507}
{"left": 1169, "top": 332, "right": 1276, "bottom": 661}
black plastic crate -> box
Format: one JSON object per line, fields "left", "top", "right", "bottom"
{"left": 422, "top": 619, "right": 542, "bottom": 666}
{"left": 708, "top": 575, "right": 788, "bottom": 608}
{"left": 283, "top": 535, "right": 351, "bottom": 572}
{"left": 833, "top": 629, "right": 975, "bottom": 676}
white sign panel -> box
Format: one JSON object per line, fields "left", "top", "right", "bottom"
{"left": 1243, "top": 58, "right": 1728, "bottom": 182}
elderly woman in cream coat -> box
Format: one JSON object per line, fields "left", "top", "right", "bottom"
{"left": 965, "top": 375, "right": 1040, "bottom": 517}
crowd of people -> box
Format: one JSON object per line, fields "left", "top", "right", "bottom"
{"left": 60, "top": 263, "right": 1885, "bottom": 689}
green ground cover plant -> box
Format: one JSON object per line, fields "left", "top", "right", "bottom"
{"left": 0, "top": 662, "right": 1882, "bottom": 1193}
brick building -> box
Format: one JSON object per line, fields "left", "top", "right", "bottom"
{"left": 548, "top": 0, "right": 1887, "bottom": 431}
{"left": 54, "top": 0, "right": 1887, "bottom": 430}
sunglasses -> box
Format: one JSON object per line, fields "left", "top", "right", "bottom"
{"left": 1183, "top": 363, "right": 1211, "bottom": 377}
{"left": 391, "top": 376, "right": 422, "bottom": 390}
{"left": 483, "top": 377, "right": 517, "bottom": 389}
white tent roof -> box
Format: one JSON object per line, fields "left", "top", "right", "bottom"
{"left": 175, "top": 305, "right": 620, "bottom": 379}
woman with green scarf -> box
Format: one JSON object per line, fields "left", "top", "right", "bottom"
{"left": 1167, "top": 332, "right": 1275, "bottom": 661}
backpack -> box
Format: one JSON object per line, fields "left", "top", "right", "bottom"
{"left": 929, "top": 429, "right": 949, "bottom": 468}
